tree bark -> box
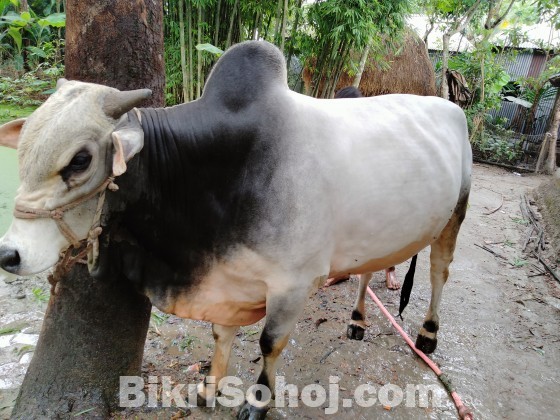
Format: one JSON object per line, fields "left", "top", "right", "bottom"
{"left": 12, "top": 1, "right": 163, "bottom": 417}
{"left": 544, "top": 91, "right": 560, "bottom": 174}
{"left": 12, "top": 264, "right": 152, "bottom": 418}
{"left": 279, "top": 0, "right": 289, "bottom": 51}
{"left": 440, "top": 33, "right": 451, "bottom": 99}
{"left": 64, "top": 0, "right": 165, "bottom": 104}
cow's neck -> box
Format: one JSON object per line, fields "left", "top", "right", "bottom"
{"left": 107, "top": 103, "right": 263, "bottom": 289}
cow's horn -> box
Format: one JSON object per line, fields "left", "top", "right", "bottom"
{"left": 56, "top": 78, "right": 68, "bottom": 90}
{"left": 103, "top": 89, "right": 153, "bottom": 119}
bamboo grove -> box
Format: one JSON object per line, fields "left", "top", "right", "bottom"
{"left": 162, "top": 0, "right": 409, "bottom": 105}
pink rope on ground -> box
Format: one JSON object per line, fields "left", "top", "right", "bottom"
{"left": 366, "top": 286, "right": 473, "bottom": 420}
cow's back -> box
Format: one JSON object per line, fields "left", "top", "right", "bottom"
{"left": 265, "top": 92, "right": 471, "bottom": 275}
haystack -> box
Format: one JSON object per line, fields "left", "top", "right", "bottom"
{"left": 303, "top": 28, "right": 436, "bottom": 97}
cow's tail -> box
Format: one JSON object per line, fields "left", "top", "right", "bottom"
{"left": 397, "top": 254, "right": 417, "bottom": 318}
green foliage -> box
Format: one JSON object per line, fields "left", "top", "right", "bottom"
{"left": 0, "top": 103, "right": 36, "bottom": 123}
{"left": 150, "top": 311, "right": 170, "bottom": 327}
{"left": 0, "top": 0, "right": 65, "bottom": 70}
{"left": 195, "top": 42, "right": 223, "bottom": 57}
{"left": 512, "top": 257, "right": 528, "bottom": 267}
{"left": 304, "top": 0, "right": 410, "bottom": 97}
{"left": 0, "top": 69, "right": 59, "bottom": 106}
{"left": 448, "top": 50, "right": 511, "bottom": 110}
{"left": 533, "top": 0, "right": 560, "bottom": 29}
{"left": 31, "top": 287, "right": 49, "bottom": 303}
{"left": 0, "top": 325, "right": 21, "bottom": 335}
{"left": 172, "top": 334, "right": 199, "bottom": 351}
{"left": 470, "top": 116, "right": 523, "bottom": 165}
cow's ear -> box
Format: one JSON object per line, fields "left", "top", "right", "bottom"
{"left": 111, "top": 126, "right": 144, "bottom": 176}
{"left": 0, "top": 118, "right": 26, "bottom": 149}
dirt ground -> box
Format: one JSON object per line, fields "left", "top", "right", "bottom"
{"left": 1, "top": 163, "right": 559, "bottom": 420}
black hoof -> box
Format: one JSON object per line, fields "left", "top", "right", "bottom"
{"left": 197, "top": 392, "right": 212, "bottom": 407}
{"left": 237, "top": 401, "right": 269, "bottom": 420}
{"left": 347, "top": 324, "right": 365, "bottom": 340}
{"left": 415, "top": 334, "right": 437, "bottom": 354}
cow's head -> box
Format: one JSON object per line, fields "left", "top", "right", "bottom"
{"left": 0, "top": 79, "right": 151, "bottom": 276}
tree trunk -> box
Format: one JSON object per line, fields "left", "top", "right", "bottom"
{"left": 226, "top": 0, "right": 239, "bottom": 48}
{"left": 197, "top": 5, "right": 203, "bottom": 98}
{"left": 286, "top": 0, "right": 303, "bottom": 68}
{"left": 12, "top": 264, "right": 152, "bottom": 418}
{"left": 64, "top": 0, "right": 165, "bottom": 104}
{"left": 179, "top": 0, "right": 189, "bottom": 102}
{"left": 187, "top": 1, "right": 194, "bottom": 102}
{"left": 480, "top": 55, "right": 485, "bottom": 103}
{"left": 12, "top": 1, "right": 163, "bottom": 417}
{"left": 544, "top": 91, "right": 560, "bottom": 174}
{"left": 440, "top": 33, "right": 451, "bottom": 99}
{"left": 353, "top": 43, "right": 370, "bottom": 88}
{"left": 214, "top": 0, "right": 221, "bottom": 47}
{"left": 252, "top": 11, "right": 260, "bottom": 40}
{"left": 279, "top": 0, "right": 288, "bottom": 52}
{"left": 273, "top": 0, "right": 282, "bottom": 45}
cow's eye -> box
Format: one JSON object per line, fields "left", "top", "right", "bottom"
{"left": 68, "top": 151, "right": 92, "bottom": 172}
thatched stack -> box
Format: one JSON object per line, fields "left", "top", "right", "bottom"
{"left": 303, "top": 28, "right": 436, "bottom": 97}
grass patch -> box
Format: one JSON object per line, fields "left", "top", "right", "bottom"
{"left": 172, "top": 334, "right": 199, "bottom": 352}
{"left": 150, "top": 311, "right": 170, "bottom": 327}
{"left": 0, "top": 104, "right": 36, "bottom": 124}
{"left": 31, "top": 287, "right": 49, "bottom": 303}
{"left": 0, "top": 326, "right": 21, "bottom": 336}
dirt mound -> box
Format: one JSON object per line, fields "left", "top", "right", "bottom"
{"left": 535, "top": 176, "right": 560, "bottom": 257}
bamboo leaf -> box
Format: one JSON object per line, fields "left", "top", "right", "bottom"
{"left": 195, "top": 43, "right": 223, "bottom": 57}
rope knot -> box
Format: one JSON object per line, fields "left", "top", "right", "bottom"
{"left": 51, "top": 209, "right": 64, "bottom": 219}
{"left": 108, "top": 178, "right": 119, "bottom": 191}
{"left": 88, "top": 226, "right": 103, "bottom": 241}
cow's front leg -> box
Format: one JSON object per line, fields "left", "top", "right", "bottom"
{"left": 237, "top": 290, "right": 309, "bottom": 420}
{"left": 198, "top": 323, "right": 239, "bottom": 405}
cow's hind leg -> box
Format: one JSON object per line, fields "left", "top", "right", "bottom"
{"left": 416, "top": 192, "right": 469, "bottom": 354}
{"left": 237, "top": 287, "right": 312, "bottom": 420}
{"left": 347, "top": 272, "right": 373, "bottom": 340}
{"left": 198, "top": 324, "right": 239, "bottom": 405}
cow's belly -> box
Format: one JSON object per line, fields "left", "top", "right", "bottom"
{"left": 171, "top": 296, "right": 266, "bottom": 326}
{"left": 151, "top": 247, "right": 273, "bottom": 326}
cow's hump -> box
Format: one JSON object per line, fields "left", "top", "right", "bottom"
{"left": 202, "top": 41, "right": 288, "bottom": 111}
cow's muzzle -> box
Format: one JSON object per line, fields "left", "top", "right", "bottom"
{"left": 7, "top": 175, "right": 118, "bottom": 273}
{"left": 0, "top": 247, "right": 21, "bottom": 274}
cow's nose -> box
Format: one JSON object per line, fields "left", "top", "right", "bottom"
{"left": 0, "top": 247, "right": 21, "bottom": 273}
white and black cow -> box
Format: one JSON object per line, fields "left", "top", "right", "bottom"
{"left": 0, "top": 41, "right": 471, "bottom": 419}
